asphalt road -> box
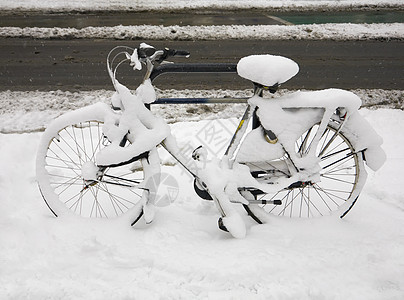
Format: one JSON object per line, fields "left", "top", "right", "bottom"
{"left": 0, "top": 38, "right": 402, "bottom": 91}
{"left": 0, "top": 10, "right": 287, "bottom": 27}
{"left": 0, "top": 9, "right": 402, "bottom": 28}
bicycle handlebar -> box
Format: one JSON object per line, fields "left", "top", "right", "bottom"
{"left": 107, "top": 44, "right": 191, "bottom": 88}
{"left": 136, "top": 44, "right": 190, "bottom": 64}
{"left": 156, "top": 48, "right": 190, "bottom": 63}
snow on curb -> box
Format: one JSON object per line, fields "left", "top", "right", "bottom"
{"left": 1, "top": 23, "right": 403, "bottom": 40}
{"left": 0, "top": 89, "right": 402, "bottom": 134}
{"left": 0, "top": 0, "right": 402, "bottom": 12}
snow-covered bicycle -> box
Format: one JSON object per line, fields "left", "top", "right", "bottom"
{"left": 36, "top": 43, "right": 386, "bottom": 238}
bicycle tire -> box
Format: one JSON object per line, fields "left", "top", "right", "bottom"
{"left": 242, "top": 121, "right": 367, "bottom": 222}
{"left": 36, "top": 104, "right": 147, "bottom": 224}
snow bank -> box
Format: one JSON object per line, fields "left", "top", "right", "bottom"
{"left": 0, "top": 89, "right": 402, "bottom": 134}
{"left": 0, "top": 0, "right": 402, "bottom": 11}
{"left": 1, "top": 23, "right": 403, "bottom": 40}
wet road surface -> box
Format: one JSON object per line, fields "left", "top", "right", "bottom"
{"left": 0, "top": 38, "right": 402, "bottom": 91}
{"left": 1, "top": 9, "right": 402, "bottom": 28}
{"left": 0, "top": 10, "right": 403, "bottom": 91}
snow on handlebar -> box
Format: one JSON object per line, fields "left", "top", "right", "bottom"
{"left": 129, "top": 43, "right": 190, "bottom": 69}
{"left": 107, "top": 43, "right": 190, "bottom": 90}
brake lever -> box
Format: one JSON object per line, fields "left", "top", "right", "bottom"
{"left": 129, "top": 49, "right": 142, "bottom": 70}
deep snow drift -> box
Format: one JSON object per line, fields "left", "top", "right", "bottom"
{"left": 1, "top": 107, "right": 404, "bottom": 299}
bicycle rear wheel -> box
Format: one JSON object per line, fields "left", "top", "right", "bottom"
{"left": 243, "top": 122, "right": 366, "bottom": 222}
{"left": 36, "top": 106, "right": 146, "bottom": 223}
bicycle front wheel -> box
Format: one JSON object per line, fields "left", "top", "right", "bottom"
{"left": 36, "top": 105, "right": 146, "bottom": 223}
{"left": 243, "top": 122, "right": 367, "bottom": 222}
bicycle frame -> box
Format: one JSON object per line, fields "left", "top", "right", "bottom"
{"left": 107, "top": 52, "right": 348, "bottom": 193}
{"left": 109, "top": 45, "right": 381, "bottom": 201}
{"left": 146, "top": 62, "right": 330, "bottom": 188}
{"left": 146, "top": 63, "right": 257, "bottom": 182}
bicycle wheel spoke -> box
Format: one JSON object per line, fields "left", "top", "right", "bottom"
{"left": 244, "top": 123, "right": 363, "bottom": 221}
{"left": 103, "top": 174, "right": 142, "bottom": 185}
{"left": 101, "top": 183, "right": 121, "bottom": 216}
{"left": 91, "top": 131, "right": 105, "bottom": 161}
{"left": 99, "top": 183, "right": 129, "bottom": 215}
{"left": 248, "top": 161, "right": 289, "bottom": 177}
{"left": 46, "top": 155, "right": 82, "bottom": 170}
{"left": 323, "top": 165, "right": 357, "bottom": 175}
{"left": 70, "top": 124, "right": 83, "bottom": 165}
{"left": 97, "top": 183, "right": 138, "bottom": 206}
{"left": 54, "top": 179, "right": 82, "bottom": 198}
{"left": 89, "top": 122, "right": 95, "bottom": 158}
{"left": 80, "top": 124, "right": 87, "bottom": 162}
{"left": 63, "top": 126, "right": 92, "bottom": 163}
{"left": 321, "top": 147, "right": 350, "bottom": 161}
{"left": 48, "top": 146, "right": 81, "bottom": 174}
{"left": 302, "top": 188, "right": 323, "bottom": 216}
{"left": 48, "top": 173, "right": 81, "bottom": 180}
{"left": 297, "top": 126, "right": 313, "bottom": 156}
{"left": 66, "top": 187, "right": 89, "bottom": 208}
{"left": 38, "top": 118, "right": 145, "bottom": 220}
{"left": 278, "top": 189, "right": 301, "bottom": 216}
{"left": 88, "top": 186, "right": 106, "bottom": 218}
{"left": 322, "top": 153, "right": 355, "bottom": 171}
{"left": 321, "top": 174, "right": 355, "bottom": 185}
{"left": 52, "top": 174, "right": 82, "bottom": 191}
{"left": 314, "top": 183, "right": 351, "bottom": 203}
{"left": 318, "top": 187, "right": 351, "bottom": 194}
{"left": 58, "top": 132, "right": 90, "bottom": 165}
{"left": 46, "top": 164, "right": 81, "bottom": 172}
{"left": 318, "top": 128, "right": 332, "bottom": 155}
{"left": 90, "top": 186, "right": 109, "bottom": 218}
{"left": 318, "top": 130, "right": 342, "bottom": 157}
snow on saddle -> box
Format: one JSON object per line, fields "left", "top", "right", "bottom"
{"left": 237, "top": 54, "right": 299, "bottom": 88}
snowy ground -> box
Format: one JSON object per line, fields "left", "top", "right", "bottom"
{"left": 1, "top": 0, "right": 403, "bottom": 298}
{"left": 1, "top": 106, "right": 404, "bottom": 299}
{"left": 1, "top": 88, "right": 402, "bottom": 133}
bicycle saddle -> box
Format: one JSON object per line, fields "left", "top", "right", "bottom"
{"left": 237, "top": 54, "right": 299, "bottom": 87}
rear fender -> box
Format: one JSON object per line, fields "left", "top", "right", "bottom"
{"left": 341, "top": 111, "right": 386, "bottom": 171}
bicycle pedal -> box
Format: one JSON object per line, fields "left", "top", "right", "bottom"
{"left": 218, "top": 217, "right": 229, "bottom": 232}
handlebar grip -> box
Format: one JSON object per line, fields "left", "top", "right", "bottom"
{"left": 173, "top": 50, "right": 190, "bottom": 58}
{"left": 156, "top": 48, "right": 190, "bottom": 63}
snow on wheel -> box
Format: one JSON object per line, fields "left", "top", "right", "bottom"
{"left": 243, "top": 122, "right": 367, "bottom": 222}
{"left": 36, "top": 104, "right": 146, "bottom": 223}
